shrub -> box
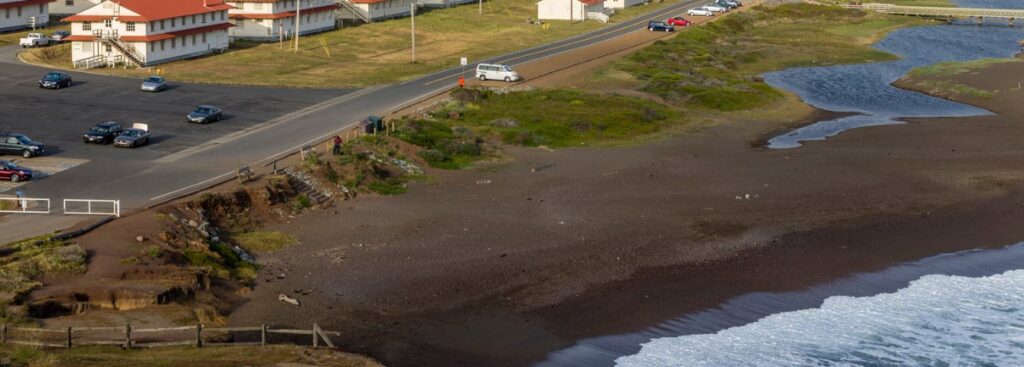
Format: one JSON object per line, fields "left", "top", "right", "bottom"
{"left": 368, "top": 180, "right": 407, "bottom": 196}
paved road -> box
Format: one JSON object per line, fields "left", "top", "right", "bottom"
{"left": 0, "top": 0, "right": 708, "bottom": 240}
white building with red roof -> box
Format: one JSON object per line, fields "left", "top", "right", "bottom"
{"left": 0, "top": 0, "right": 49, "bottom": 32}
{"left": 48, "top": 0, "right": 101, "bottom": 18}
{"left": 226, "top": 0, "right": 337, "bottom": 41}
{"left": 64, "top": 0, "right": 233, "bottom": 68}
{"left": 337, "top": 0, "right": 411, "bottom": 23}
{"left": 536, "top": 0, "right": 604, "bottom": 22}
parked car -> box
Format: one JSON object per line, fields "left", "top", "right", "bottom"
{"left": 647, "top": 21, "right": 675, "bottom": 32}
{"left": 666, "top": 16, "right": 691, "bottom": 27}
{"left": 19, "top": 33, "right": 49, "bottom": 48}
{"left": 0, "top": 133, "right": 45, "bottom": 158}
{"left": 49, "top": 31, "right": 71, "bottom": 43}
{"left": 38, "top": 72, "right": 72, "bottom": 89}
{"left": 476, "top": 63, "right": 521, "bottom": 82}
{"left": 0, "top": 160, "right": 32, "bottom": 183}
{"left": 187, "top": 105, "right": 223, "bottom": 124}
{"left": 702, "top": 4, "right": 727, "bottom": 13}
{"left": 716, "top": 0, "right": 738, "bottom": 9}
{"left": 83, "top": 121, "right": 124, "bottom": 144}
{"left": 140, "top": 76, "right": 167, "bottom": 92}
{"left": 113, "top": 123, "right": 150, "bottom": 148}
{"left": 687, "top": 7, "right": 714, "bottom": 16}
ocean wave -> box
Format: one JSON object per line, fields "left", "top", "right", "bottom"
{"left": 616, "top": 269, "right": 1024, "bottom": 367}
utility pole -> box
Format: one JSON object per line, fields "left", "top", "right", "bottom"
{"left": 569, "top": 0, "right": 573, "bottom": 25}
{"left": 478, "top": 0, "right": 482, "bottom": 15}
{"left": 411, "top": 0, "right": 416, "bottom": 62}
{"left": 294, "top": 0, "right": 302, "bottom": 52}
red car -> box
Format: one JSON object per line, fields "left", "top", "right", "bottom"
{"left": 667, "top": 17, "right": 691, "bottom": 27}
{"left": 0, "top": 160, "right": 32, "bottom": 183}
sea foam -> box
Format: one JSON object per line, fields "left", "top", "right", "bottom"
{"left": 616, "top": 269, "right": 1024, "bottom": 366}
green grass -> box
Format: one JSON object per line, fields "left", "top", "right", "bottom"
{"left": 906, "top": 79, "right": 995, "bottom": 98}
{"left": 606, "top": 3, "right": 928, "bottom": 110}
{"left": 22, "top": 0, "right": 678, "bottom": 87}
{"left": 368, "top": 180, "right": 408, "bottom": 195}
{"left": 0, "top": 345, "right": 380, "bottom": 367}
{"left": 0, "top": 24, "right": 69, "bottom": 47}
{"left": 908, "top": 58, "right": 1018, "bottom": 78}
{"left": 233, "top": 231, "right": 297, "bottom": 254}
{"left": 397, "top": 88, "right": 676, "bottom": 160}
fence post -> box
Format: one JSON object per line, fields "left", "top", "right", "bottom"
{"left": 125, "top": 323, "right": 132, "bottom": 348}
{"left": 66, "top": 326, "right": 72, "bottom": 349}
{"left": 196, "top": 324, "right": 203, "bottom": 347}
{"left": 260, "top": 324, "right": 267, "bottom": 346}
{"left": 312, "top": 324, "right": 319, "bottom": 348}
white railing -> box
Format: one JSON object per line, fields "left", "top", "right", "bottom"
{"left": 63, "top": 199, "right": 120, "bottom": 217}
{"left": 587, "top": 11, "right": 609, "bottom": 23}
{"left": 73, "top": 55, "right": 107, "bottom": 70}
{"left": 0, "top": 197, "right": 51, "bottom": 214}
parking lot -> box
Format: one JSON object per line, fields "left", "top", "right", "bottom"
{"left": 0, "top": 56, "right": 349, "bottom": 160}
{"left": 0, "top": 47, "right": 353, "bottom": 194}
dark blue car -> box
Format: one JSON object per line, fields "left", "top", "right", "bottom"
{"left": 647, "top": 21, "right": 675, "bottom": 32}
{"left": 38, "top": 72, "right": 71, "bottom": 89}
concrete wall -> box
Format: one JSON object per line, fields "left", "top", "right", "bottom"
{"left": 48, "top": 0, "right": 100, "bottom": 17}
{"left": 0, "top": 1, "right": 48, "bottom": 32}
{"left": 537, "top": 0, "right": 602, "bottom": 20}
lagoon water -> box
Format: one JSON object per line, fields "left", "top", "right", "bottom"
{"left": 764, "top": 20, "right": 1024, "bottom": 148}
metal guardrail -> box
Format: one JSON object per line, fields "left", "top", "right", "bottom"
{"left": 0, "top": 197, "right": 50, "bottom": 214}
{"left": 62, "top": 199, "right": 120, "bottom": 217}
{"left": 1, "top": 323, "right": 339, "bottom": 350}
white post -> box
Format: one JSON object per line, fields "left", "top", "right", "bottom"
{"left": 294, "top": 0, "right": 302, "bottom": 52}
{"left": 411, "top": 1, "right": 416, "bottom": 62}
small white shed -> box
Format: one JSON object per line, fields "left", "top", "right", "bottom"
{"left": 537, "top": 0, "right": 604, "bottom": 22}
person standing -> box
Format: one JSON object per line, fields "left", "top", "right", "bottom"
{"left": 332, "top": 135, "right": 343, "bottom": 156}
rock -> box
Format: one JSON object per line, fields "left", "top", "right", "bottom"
{"left": 490, "top": 118, "right": 519, "bottom": 128}
{"left": 448, "top": 111, "right": 461, "bottom": 119}
{"left": 475, "top": 179, "right": 492, "bottom": 184}
{"left": 135, "top": 235, "right": 145, "bottom": 243}
{"left": 187, "top": 220, "right": 199, "bottom": 228}
{"left": 278, "top": 294, "right": 300, "bottom": 306}
{"left": 278, "top": 273, "right": 286, "bottom": 279}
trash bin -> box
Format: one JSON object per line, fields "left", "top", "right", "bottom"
{"left": 364, "top": 115, "right": 384, "bottom": 134}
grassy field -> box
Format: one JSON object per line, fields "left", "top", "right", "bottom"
{"left": 232, "top": 231, "right": 297, "bottom": 254}
{"left": 596, "top": 4, "right": 928, "bottom": 110}
{"left": 0, "top": 345, "right": 380, "bottom": 367}
{"left": 908, "top": 58, "right": 1018, "bottom": 78}
{"left": 23, "top": 0, "right": 679, "bottom": 87}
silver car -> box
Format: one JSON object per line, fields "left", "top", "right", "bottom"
{"left": 141, "top": 76, "right": 167, "bottom": 92}
{"left": 113, "top": 123, "right": 150, "bottom": 148}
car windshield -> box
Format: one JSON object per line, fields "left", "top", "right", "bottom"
{"left": 195, "top": 108, "right": 211, "bottom": 114}
{"left": 502, "top": 66, "right": 513, "bottom": 72}
{"left": 121, "top": 130, "right": 142, "bottom": 137}
{"left": 44, "top": 73, "right": 61, "bottom": 80}
{"left": 89, "top": 127, "right": 109, "bottom": 133}
{"left": 145, "top": 77, "right": 162, "bottom": 83}
{"left": 14, "top": 135, "right": 32, "bottom": 144}
{"left": 0, "top": 161, "right": 16, "bottom": 169}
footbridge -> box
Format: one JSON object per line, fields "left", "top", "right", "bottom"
{"left": 843, "top": 3, "right": 1024, "bottom": 22}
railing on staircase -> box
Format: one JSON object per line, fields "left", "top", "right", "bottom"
{"left": 73, "top": 54, "right": 107, "bottom": 69}
{"left": 337, "top": 0, "right": 371, "bottom": 23}
{"left": 587, "top": 11, "right": 609, "bottom": 23}
{"left": 91, "top": 29, "right": 145, "bottom": 67}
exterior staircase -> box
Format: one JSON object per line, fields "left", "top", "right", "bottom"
{"left": 337, "top": 0, "right": 371, "bottom": 23}
{"left": 283, "top": 168, "right": 332, "bottom": 206}
{"left": 92, "top": 29, "right": 145, "bottom": 67}
{"left": 587, "top": 11, "right": 609, "bottom": 23}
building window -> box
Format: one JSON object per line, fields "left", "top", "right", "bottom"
{"left": 150, "top": 42, "right": 154, "bottom": 52}
{"left": 160, "top": 20, "right": 165, "bottom": 29}
{"left": 236, "top": 19, "right": 244, "bottom": 29}
{"left": 172, "top": 38, "right": 176, "bottom": 48}
{"left": 4, "top": 8, "right": 9, "bottom": 18}
{"left": 38, "top": 4, "right": 43, "bottom": 12}
{"left": 104, "top": 19, "right": 111, "bottom": 27}
{"left": 192, "top": 34, "right": 196, "bottom": 45}
{"left": 220, "top": 11, "right": 225, "bottom": 20}
{"left": 202, "top": 13, "right": 206, "bottom": 23}
{"left": 17, "top": 7, "right": 21, "bottom": 16}
{"left": 65, "top": 0, "right": 73, "bottom": 5}
{"left": 82, "top": 22, "right": 91, "bottom": 31}
{"left": 160, "top": 40, "right": 165, "bottom": 50}
{"left": 202, "top": 32, "right": 206, "bottom": 42}
{"left": 126, "top": 22, "right": 135, "bottom": 31}
{"left": 171, "top": 17, "right": 176, "bottom": 27}
{"left": 192, "top": 15, "right": 196, "bottom": 24}
{"left": 105, "top": 44, "right": 111, "bottom": 52}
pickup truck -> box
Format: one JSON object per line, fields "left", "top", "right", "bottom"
{"left": 19, "top": 33, "right": 50, "bottom": 48}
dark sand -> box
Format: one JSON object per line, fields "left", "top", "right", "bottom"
{"left": 228, "top": 61, "right": 1024, "bottom": 366}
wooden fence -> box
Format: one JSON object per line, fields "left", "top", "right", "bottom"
{"left": 0, "top": 323, "right": 338, "bottom": 349}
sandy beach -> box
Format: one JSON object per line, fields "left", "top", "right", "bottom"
{"left": 221, "top": 57, "right": 1024, "bottom": 366}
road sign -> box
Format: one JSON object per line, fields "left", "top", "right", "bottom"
{"left": 460, "top": 57, "right": 468, "bottom": 66}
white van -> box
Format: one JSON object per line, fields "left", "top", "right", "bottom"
{"left": 476, "top": 63, "right": 521, "bottom": 82}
